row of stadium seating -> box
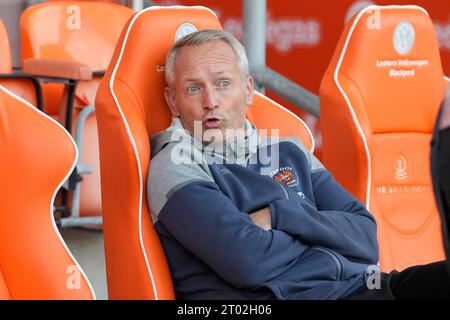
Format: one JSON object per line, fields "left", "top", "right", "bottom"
{"left": 1, "top": 2, "right": 134, "bottom": 228}
{"left": 0, "top": 2, "right": 448, "bottom": 299}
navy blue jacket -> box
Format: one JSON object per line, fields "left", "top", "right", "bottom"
{"left": 148, "top": 119, "right": 379, "bottom": 299}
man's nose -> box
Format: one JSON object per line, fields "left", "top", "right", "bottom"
{"left": 202, "top": 86, "right": 219, "bottom": 110}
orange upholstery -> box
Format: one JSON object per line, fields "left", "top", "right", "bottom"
{"left": 0, "top": 20, "right": 12, "bottom": 73}
{"left": 0, "top": 78, "right": 39, "bottom": 108}
{"left": 95, "top": 6, "right": 314, "bottom": 299}
{"left": 48, "top": 0, "right": 121, "bottom": 3}
{"left": 21, "top": 2, "right": 132, "bottom": 70}
{"left": 20, "top": 2, "right": 134, "bottom": 218}
{"left": 20, "top": 1, "right": 133, "bottom": 112}
{"left": 0, "top": 19, "right": 39, "bottom": 108}
{"left": 0, "top": 85, "right": 95, "bottom": 299}
{"left": 23, "top": 58, "right": 93, "bottom": 81}
{"left": 320, "top": 5, "right": 448, "bottom": 272}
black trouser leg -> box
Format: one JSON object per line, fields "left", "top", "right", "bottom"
{"left": 344, "top": 261, "right": 450, "bottom": 300}
{"left": 388, "top": 261, "right": 450, "bottom": 300}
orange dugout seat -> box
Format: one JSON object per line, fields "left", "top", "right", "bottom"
{"left": 0, "top": 20, "right": 12, "bottom": 74}
{"left": 20, "top": 1, "right": 134, "bottom": 225}
{"left": 95, "top": 6, "right": 314, "bottom": 299}
{"left": 0, "top": 19, "right": 42, "bottom": 110}
{"left": 0, "top": 84, "right": 95, "bottom": 299}
{"left": 320, "top": 5, "right": 449, "bottom": 272}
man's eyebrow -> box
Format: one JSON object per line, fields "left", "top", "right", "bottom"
{"left": 181, "top": 71, "right": 232, "bottom": 83}
{"left": 214, "top": 70, "right": 231, "bottom": 76}
{"left": 182, "top": 78, "right": 201, "bottom": 83}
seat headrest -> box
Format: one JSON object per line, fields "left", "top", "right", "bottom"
{"left": 329, "top": 5, "right": 447, "bottom": 133}
{"left": 107, "top": 6, "right": 222, "bottom": 136}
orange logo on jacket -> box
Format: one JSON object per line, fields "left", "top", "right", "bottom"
{"left": 271, "top": 166, "right": 298, "bottom": 187}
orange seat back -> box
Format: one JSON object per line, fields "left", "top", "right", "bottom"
{"left": 0, "top": 85, "right": 95, "bottom": 299}
{"left": 0, "top": 19, "right": 39, "bottom": 107}
{"left": 320, "top": 5, "right": 448, "bottom": 272}
{"left": 48, "top": 0, "right": 120, "bottom": 3}
{"left": 20, "top": 1, "right": 134, "bottom": 115}
{"left": 95, "top": 6, "right": 314, "bottom": 299}
{"left": 20, "top": 2, "right": 134, "bottom": 218}
{"left": 0, "top": 20, "right": 12, "bottom": 73}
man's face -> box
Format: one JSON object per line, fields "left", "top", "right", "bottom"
{"left": 165, "top": 40, "right": 254, "bottom": 142}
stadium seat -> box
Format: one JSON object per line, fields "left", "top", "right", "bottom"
{"left": 320, "top": 5, "right": 448, "bottom": 272}
{"left": 0, "top": 20, "right": 11, "bottom": 74}
{"left": 0, "top": 19, "right": 42, "bottom": 110}
{"left": 95, "top": 6, "right": 314, "bottom": 299}
{"left": 48, "top": 0, "right": 120, "bottom": 3}
{"left": 0, "top": 85, "right": 95, "bottom": 299}
{"left": 20, "top": 1, "right": 134, "bottom": 226}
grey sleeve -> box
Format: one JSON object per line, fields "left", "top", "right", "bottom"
{"left": 147, "top": 142, "right": 214, "bottom": 222}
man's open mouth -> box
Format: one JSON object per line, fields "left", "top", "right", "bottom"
{"left": 203, "top": 117, "right": 222, "bottom": 129}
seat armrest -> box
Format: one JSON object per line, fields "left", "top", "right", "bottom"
{"left": 22, "top": 58, "right": 93, "bottom": 81}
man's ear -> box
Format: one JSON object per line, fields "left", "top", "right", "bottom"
{"left": 164, "top": 86, "right": 179, "bottom": 117}
{"left": 245, "top": 76, "right": 254, "bottom": 106}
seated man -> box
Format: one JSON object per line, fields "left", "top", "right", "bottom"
{"left": 148, "top": 29, "right": 450, "bottom": 300}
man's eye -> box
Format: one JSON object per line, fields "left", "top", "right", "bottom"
{"left": 187, "top": 86, "right": 200, "bottom": 94}
{"left": 219, "top": 80, "right": 231, "bottom": 88}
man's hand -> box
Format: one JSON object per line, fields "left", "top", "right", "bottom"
{"left": 249, "top": 207, "right": 272, "bottom": 231}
